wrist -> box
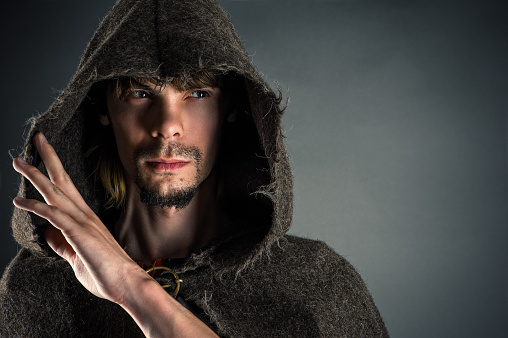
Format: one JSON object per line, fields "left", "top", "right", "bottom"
{"left": 117, "top": 265, "right": 164, "bottom": 309}
{"left": 119, "top": 269, "right": 177, "bottom": 336}
{"left": 117, "top": 268, "right": 218, "bottom": 337}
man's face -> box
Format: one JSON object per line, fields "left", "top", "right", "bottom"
{"left": 103, "top": 79, "right": 225, "bottom": 208}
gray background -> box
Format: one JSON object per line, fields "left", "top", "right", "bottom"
{"left": 1, "top": 1, "right": 507, "bottom": 337}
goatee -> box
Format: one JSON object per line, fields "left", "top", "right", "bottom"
{"left": 139, "top": 185, "right": 197, "bottom": 209}
{"left": 133, "top": 142, "right": 202, "bottom": 209}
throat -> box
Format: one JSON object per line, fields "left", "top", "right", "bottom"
{"left": 114, "top": 179, "right": 227, "bottom": 262}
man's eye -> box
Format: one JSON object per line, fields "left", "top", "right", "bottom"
{"left": 189, "top": 90, "right": 210, "bottom": 98}
{"left": 129, "top": 90, "right": 151, "bottom": 99}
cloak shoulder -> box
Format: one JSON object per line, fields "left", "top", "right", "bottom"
{"left": 0, "top": 237, "right": 389, "bottom": 337}
{"left": 0, "top": 249, "right": 142, "bottom": 337}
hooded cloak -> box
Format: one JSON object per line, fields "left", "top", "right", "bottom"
{"left": 0, "top": 0, "right": 388, "bottom": 336}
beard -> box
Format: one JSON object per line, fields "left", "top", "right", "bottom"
{"left": 138, "top": 185, "right": 197, "bottom": 209}
{"left": 133, "top": 142, "right": 202, "bottom": 209}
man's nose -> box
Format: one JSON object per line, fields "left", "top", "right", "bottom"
{"left": 149, "top": 100, "right": 183, "bottom": 139}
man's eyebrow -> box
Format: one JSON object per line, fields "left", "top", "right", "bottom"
{"left": 131, "top": 79, "right": 160, "bottom": 90}
{"left": 184, "top": 85, "right": 216, "bottom": 91}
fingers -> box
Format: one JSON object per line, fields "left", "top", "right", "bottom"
{"left": 33, "top": 133, "right": 67, "bottom": 185}
{"left": 12, "top": 157, "right": 77, "bottom": 215}
{"left": 13, "top": 133, "right": 91, "bottom": 213}
{"left": 13, "top": 196, "right": 76, "bottom": 232}
{"left": 32, "top": 133, "right": 90, "bottom": 210}
{"left": 13, "top": 157, "right": 66, "bottom": 205}
{"left": 12, "top": 161, "right": 95, "bottom": 230}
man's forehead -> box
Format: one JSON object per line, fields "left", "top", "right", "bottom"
{"left": 109, "top": 72, "right": 223, "bottom": 92}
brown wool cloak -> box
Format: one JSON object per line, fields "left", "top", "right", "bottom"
{"left": 0, "top": 0, "right": 388, "bottom": 336}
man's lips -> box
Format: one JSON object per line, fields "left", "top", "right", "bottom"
{"left": 145, "top": 158, "right": 189, "bottom": 171}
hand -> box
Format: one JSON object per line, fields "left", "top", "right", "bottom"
{"left": 13, "top": 132, "right": 219, "bottom": 337}
{"left": 12, "top": 132, "right": 147, "bottom": 305}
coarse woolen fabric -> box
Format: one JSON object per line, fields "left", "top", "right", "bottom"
{"left": 0, "top": 0, "right": 389, "bottom": 336}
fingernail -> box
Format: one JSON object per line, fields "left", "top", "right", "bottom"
{"left": 39, "top": 133, "right": 48, "bottom": 143}
{"left": 13, "top": 196, "right": 25, "bottom": 204}
{"left": 17, "top": 157, "right": 28, "bottom": 165}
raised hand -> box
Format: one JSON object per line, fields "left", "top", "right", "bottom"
{"left": 12, "top": 132, "right": 218, "bottom": 337}
{"left": 12, "top": 132, "right": 148, "bottom": 305}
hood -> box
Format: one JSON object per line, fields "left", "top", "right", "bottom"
{"left": 12, "top": 0, "right": 292, "bottom": 271}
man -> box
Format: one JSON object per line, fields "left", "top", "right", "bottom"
{"left": 0, "top": 0, "right": 388, "bottom": 336}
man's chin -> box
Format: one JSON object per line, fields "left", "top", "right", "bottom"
{"left": 138, "top": 186, "right": 197, "bottom": 209}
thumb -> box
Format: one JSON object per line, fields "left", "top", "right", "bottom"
{"left": 45, "top": 225, "right": 75, "bottom": 261}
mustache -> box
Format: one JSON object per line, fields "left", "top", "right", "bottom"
{"left": 133, "top": 142, "right": 202, "bottom": 163}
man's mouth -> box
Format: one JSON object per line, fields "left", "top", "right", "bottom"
{"left": 145, "top": 158, "right": 189, "bottom": 172}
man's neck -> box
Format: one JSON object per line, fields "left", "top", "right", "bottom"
{"left": 114, "top": 174, "right": 226, "bottom": 264}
